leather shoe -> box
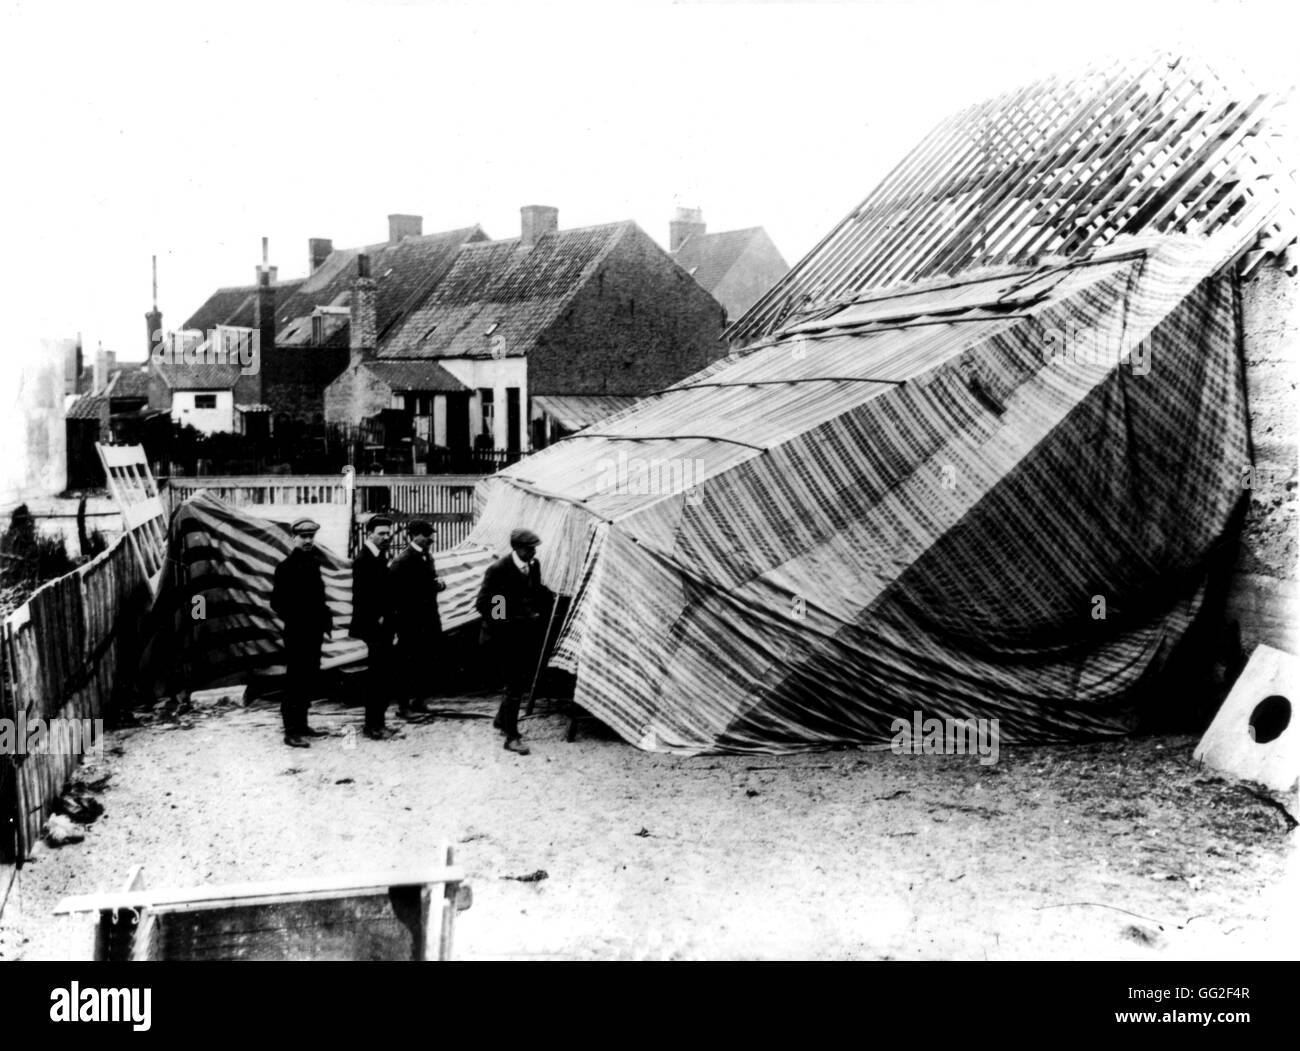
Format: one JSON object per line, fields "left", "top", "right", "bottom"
{"left": 284, "top": 735, "right": 311, "bottom": 748}
{"left": 300, "top": 726, "right": 328, "bottom": 738}
{"left": 503, "top": 737, "right": 530, "bottom": 755}
{"left": 363, "top": 727, "right": 388, "bottom": 741}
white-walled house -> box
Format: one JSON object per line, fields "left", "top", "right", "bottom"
{"left": 170, "top": 389, "right": 235, "bottom": 435}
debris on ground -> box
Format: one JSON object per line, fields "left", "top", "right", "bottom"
{"left": 503, "top": 870, "right": 549, "bottom": 883}
{"left": 42, "top": 815, "right": 85, "bottom": 847}
{"left": 68, "top": 762, "right": 112, "bottom": 794}
{"left": 1121, "top": 924, "right": 1163, "bottom": 948}
{"left": 634, "top": 827, "right": 652, "bottom": 837}
{"left": 56, "top": 792, "right": 104, "bottom": 825}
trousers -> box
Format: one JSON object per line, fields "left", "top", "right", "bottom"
{"left": 360, "top": 631, "right": 394, "bottom": 730}
{"left": 490, "top": 619, "right": 544, "bottom": 740}
{"left": 282, "top": 631, "right": 323, "bottom": 734}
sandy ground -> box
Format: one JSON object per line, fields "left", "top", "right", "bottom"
{"left": 1, "top": 692, "right": 1296, "bottom": 961}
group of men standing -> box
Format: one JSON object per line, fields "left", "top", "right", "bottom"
{"left": 270, "top": 515, "right": 551, "bottom": 756}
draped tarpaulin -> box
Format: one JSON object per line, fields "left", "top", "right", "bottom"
{"left": 141, "top": 235, "right": 1250, "bottom": 756}
{"left": 459, "top": 235, "right": 1250, "bottom": 754}
{"left": 138, "top": 493, "right": 497, "bottom": 695}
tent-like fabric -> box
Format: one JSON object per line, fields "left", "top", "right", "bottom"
{"left": 452, "top": 235, "right": 1250, "bottom": 754}
{"left": 138, "top": 237, "right": 1249, "bottom": 755}
{"left": 139, "top": 493, "right": 496, "bottom": 694}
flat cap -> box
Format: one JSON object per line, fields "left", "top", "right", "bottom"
{"left": 510, "top": 527, "right": 542, "bottom": 547}
{"left": 364, "top": 514, "right": 392, "bottom": 531}
{"left": 407, "top": 519, "right": 434, "bottom": 538}
{"left": 291, "top": 517, "right": 321, "bottom": 535}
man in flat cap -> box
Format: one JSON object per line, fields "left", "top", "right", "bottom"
{"left": 475, "top": 527, "right": 552, "bottom": 755}
{"left": 389, "top": 519, "right": 446, "bottom": 718}
{"left": 271, "top": 517, "right": 333, "bottom": 748}
{"left": 351, "top": 514, "right": 397, "bottom": 739}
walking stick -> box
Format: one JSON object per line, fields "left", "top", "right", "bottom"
{"left": 524, "top": 594, "right": 560, "bottom": 717}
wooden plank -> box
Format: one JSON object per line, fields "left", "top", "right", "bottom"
{"left": 54, "top": 866, "right": 465, "bottom": 914}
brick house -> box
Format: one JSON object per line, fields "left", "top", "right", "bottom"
{"left": 327, "top": 207, "right": 728, "bottom": 457}
{"left": 165, "top": 209, "right": 726, "bottom": 462}
{"left": 668, "top": 207, "right": 790, "bottom": 324}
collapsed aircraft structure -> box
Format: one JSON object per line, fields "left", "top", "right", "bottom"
{"left": 146, "top": 56, "right": 1295, "bottom": 754}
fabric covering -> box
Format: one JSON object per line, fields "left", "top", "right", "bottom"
{"left": 142, "top": 234, "right": 1249, "bottom": 757}
{"left": 457, "top": 235, "right": 1250, "bottom": 754}
{"left": 139, "top": 494, "right": 495, "bottom": 693}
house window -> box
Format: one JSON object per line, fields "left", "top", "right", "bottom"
{"left": 194, "top": 394, "right": 217, "bottom": 410}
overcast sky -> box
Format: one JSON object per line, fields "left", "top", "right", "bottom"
{"left": 0, "top": 0, "right": 1291, "bottom": 365}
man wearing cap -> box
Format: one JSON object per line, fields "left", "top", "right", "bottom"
{"left": 271, "top": 518, "right": 333, "bottom": 748}
{"left": 389, "top": 520, "right": 446, "bottom": 717}
{"left": 351, "top": 515, "right": 396, "bottom": 740}
{"left": 475, "top": 527, "right": 551, "bottom": 755}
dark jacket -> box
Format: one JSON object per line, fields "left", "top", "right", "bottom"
{"left": 389, "top": 543, "right": 443, "bottom": 644}
{"left": 271, "top": 547, "right": 332, "bottom": 642}
{"left": 350, "top": 544, "right": 391, "bottom": 641}
{"left": 475, "top": 553, "right": 550, "bottom": 642}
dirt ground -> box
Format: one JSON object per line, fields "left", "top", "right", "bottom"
{"left": 1, "top": 691, "right": 1295, "bottom": 961}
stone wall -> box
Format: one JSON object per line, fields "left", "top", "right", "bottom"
{"left": 1225, "top": 259, "right": 1299, "bottom": 655}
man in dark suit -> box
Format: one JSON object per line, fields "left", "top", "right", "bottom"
{"left": 270, "top": 517, "right": 333, "bottom": 748}
{"left": 389, "top": 519, "right": 446, "bottom": 717}
{"left": 351, "top": 514, "right": 396, "bottom": 740}
{"left": 475, "top": 527, "right": 552, "bottom": 755}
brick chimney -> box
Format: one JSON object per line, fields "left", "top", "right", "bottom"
{"left": 388, "top": 214, "right": 423, "bottom": 243}
{"left": 350, "top": 252, "right": 378, "bottom": 362}
{"left": 254, "top": 267, "right": 276, "bottom": 360}
{"left": 670, "top": 206, "right": 706, "bottom": 251}
{"left": 521, "top": 205, "right": 558, "bottom": 248}
{"left": 309, "top": 237, "right": 333, "bottom": 273}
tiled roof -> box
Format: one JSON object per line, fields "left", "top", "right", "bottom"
{"left": 671, "top": 227, "right": 765, "bottom": 293}
{"left": 380, "top": 222, "right": 631, "bottom": 359}
{"left": 155, "top": 362, "right": 244, "bottom": 390}
{"left": 275, "top": 226, "right": 490, "bottom": 345}
{"left": 183, "top": 279, "right": 306, "bottom": 331}
{"left": 360, "top": 360, "right": 470, "bottom": 392}
{"left": 66, "top": 392, "right": 107, "bottom": 419}
{"left": 106, "top": 367, "right": 152, "bottom": 399}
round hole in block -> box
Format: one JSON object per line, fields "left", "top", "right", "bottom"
{"left": 1248, "top": 695, "right": 1290, "bottom": 744}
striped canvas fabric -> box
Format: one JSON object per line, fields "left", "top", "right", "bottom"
{"left": 140, "top": 494, "right": 497, "bottom": 694}
{"left": 456, "top": 234, "right": 1250, "bottom": 754}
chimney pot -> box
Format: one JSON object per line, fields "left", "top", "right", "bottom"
{"left": 521, "top": 205, "right": 559, "bottom": 248}
{"left": 388, "top": 214, "right": 423, "bottom": 243}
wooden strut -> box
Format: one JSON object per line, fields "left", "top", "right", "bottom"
{"left": 524, "top": 593, "right": 561, "bottom": 718}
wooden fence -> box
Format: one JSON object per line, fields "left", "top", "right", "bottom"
{"left": 1, "top": 535, "right": 147, "bottom": 862}
{"left": 162, "top": 474, "right": 483, "bottom": 555}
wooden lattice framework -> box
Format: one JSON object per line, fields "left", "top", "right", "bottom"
{"left": 729, "top": 54, "right": 1297, "bottom": 345}
{"left": 96, "top": 443, "right": 167, "bottom": 596}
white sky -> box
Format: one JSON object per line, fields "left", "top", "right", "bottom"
{"left": 0, "top": 0, "right": 1293, "bottom": 365}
